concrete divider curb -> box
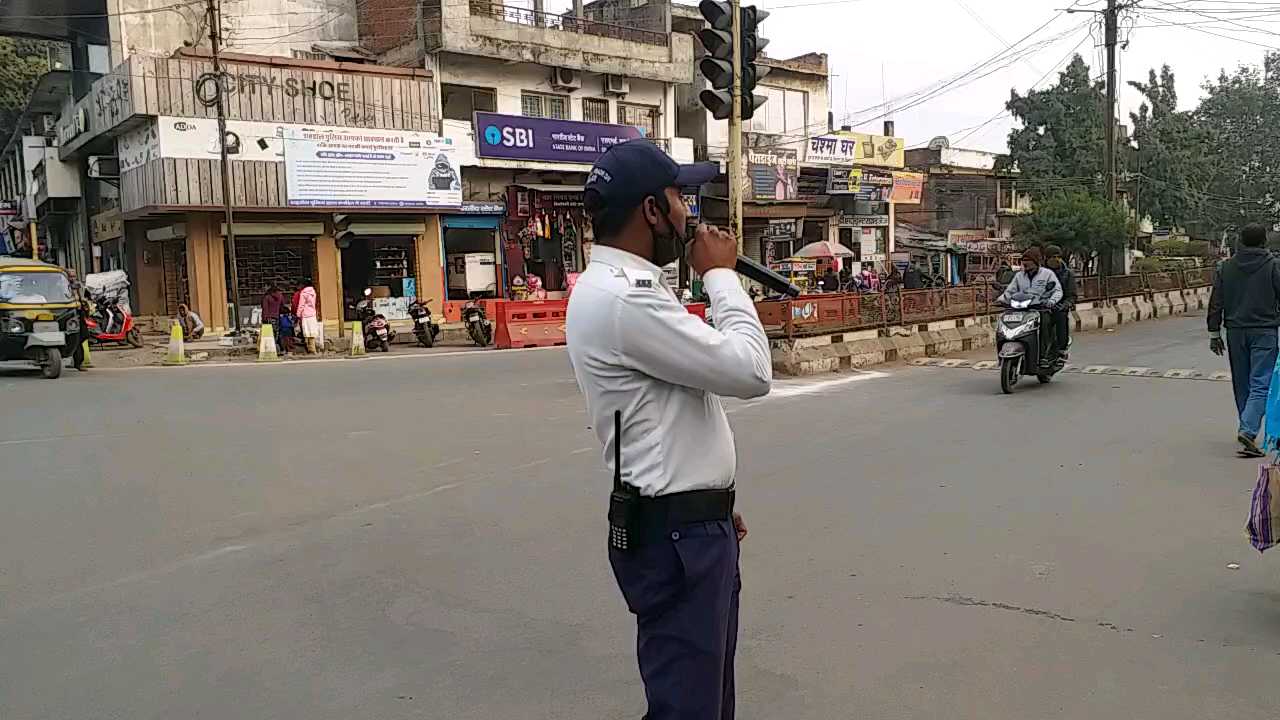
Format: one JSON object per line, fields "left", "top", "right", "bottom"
{"left": 1113, "top": 296, "right": 1140, "bottom": 324}
{"left": 1074, "top": 306, "right": 1100, "bottom": 331}
{"left": 1150, "top": 291, "right": 1173, "bottom": 317}
{"left": 772, "top": 323, "right": 995, "bottom": 376}
{"left": 773, "top": 286, "right": 1210, "bottom": 376}
{"left": 1099, "top": 305, "right": 1120, "bottom": 328}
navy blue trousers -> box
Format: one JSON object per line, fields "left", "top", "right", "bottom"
{"left": 609, "top": 519, "right": 741, "bottom": 720}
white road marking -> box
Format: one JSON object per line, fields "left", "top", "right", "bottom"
{"left": 192, "top": 545, "right": 250, "bottom": 562}
{"left": 3, "top": 544, "right": 252, "bottom": 622}
{"left": 767, "top": 371, "right": 889, "bottom": 399}
{"left": 0, "top": 432, "right": 121, "bottom": 446}
{"left": 95, "top": 344, "right": 567, "bottom": 371}
{"left": 432, "top": 458, "right": 465, "bottom": 469}
{"left": 570, "top": 447, "right": 594, "bottom": 455}
{"left": 340, "top": 481, "right": 465, "bottom": 519}
{"left": 513, "top": 457, "right": 552, "bottom": 470}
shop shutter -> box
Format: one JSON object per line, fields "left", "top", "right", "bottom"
{"left": 742, "top": 220, "right": 767, "bottom": 264}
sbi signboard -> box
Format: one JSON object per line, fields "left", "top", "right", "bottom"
{"left": 474, "top": 112, "right": 645, "bottom": 164}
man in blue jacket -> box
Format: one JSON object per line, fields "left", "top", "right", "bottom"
{"left": 1208, "top": 223, "right": 1280, "bottom": 457}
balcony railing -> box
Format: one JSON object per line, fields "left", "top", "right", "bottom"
{"left": 470, "top": 2, "right": 669, "bottom": 46}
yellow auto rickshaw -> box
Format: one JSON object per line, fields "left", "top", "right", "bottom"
{"left": 0, "top": 257, "right": 79, "bottom": 379}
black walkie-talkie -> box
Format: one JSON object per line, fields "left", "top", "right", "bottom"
{"left": 608, "top": 410, "right": 640, "bottom": 552}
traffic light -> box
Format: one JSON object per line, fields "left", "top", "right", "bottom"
{"left": 696, "top": 1, "right": 770, "bottom": 121}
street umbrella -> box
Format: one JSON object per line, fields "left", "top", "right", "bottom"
{"left": 793, "top": 240, "right": 855, "bottom": 259}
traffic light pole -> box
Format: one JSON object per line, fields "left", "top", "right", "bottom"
{"left": 727, "top": 0, "right": 744, "bottom": 251}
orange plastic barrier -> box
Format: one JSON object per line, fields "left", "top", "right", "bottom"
{"left": 494, "top": 299, "right": 569, "bottom": 349}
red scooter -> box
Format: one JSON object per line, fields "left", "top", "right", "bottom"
{"left": 85, "top": 295, "right": 144, "bottom": 348}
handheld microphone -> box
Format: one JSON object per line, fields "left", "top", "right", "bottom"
{"left": 735, "top": 254, "right": 802, "bottom": 297}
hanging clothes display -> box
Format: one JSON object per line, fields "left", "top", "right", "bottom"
{"left": 561, "top": 213, "right": 579, "bottom": 273}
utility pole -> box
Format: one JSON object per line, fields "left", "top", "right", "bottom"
{"left": 1104, "top": 0, "right": 1118, "bottom": 204}
{"left": 727, "top": 0, "right": 744, "bottom": 247}
{"left": 206, "top": 0, "right": 243, "bottom": 334}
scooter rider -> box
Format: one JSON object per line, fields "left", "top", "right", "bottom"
{"left": 997, "top": 247, "right": 1062, "bottom": 306}
{"left": 1044, "top": 244, "right": 1077, "bottom": 358}
{"left": 998, "top": 246, "right": 1063, "bottom": 354}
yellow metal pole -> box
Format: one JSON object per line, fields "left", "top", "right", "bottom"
{"left": 728, "top": 0, "right": 743, "bottom": 251}
{"left": 28, "top": 221, "right": 37, "bottom": 260}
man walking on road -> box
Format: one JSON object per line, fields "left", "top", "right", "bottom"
{"left": 1208, "top": 223, "right": 1280, "bottom": 457}
{"left": 567, "top": 141, "right": 772, "bottom": 720}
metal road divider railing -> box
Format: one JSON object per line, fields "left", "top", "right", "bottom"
{"left": 757, "top": 269, "right": 1214, "bottom": 339}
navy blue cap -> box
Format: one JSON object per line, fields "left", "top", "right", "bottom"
{"left": 585, "top": 140, "right": 718, "bottom": 210}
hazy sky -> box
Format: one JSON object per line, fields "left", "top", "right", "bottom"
{"left": 549, "top": 0, "right": 1276, "bottom": 153}
{"left": 756, "top": 0, "right": 1275, "bottom": 152}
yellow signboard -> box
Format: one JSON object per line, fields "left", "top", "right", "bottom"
{"left": 806, "top": 132, "right": 905, "bottom": 168}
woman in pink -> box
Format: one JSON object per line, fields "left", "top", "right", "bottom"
{"left": 296, "top": 279, "right": 321, "bottom": 354}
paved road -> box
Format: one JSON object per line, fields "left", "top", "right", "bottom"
{"left": 2, "top": 315, "right": 1276, "bottom": 720}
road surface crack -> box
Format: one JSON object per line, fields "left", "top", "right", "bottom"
{"left": 904, "top": 594, "right": 1076, "bottom": 623}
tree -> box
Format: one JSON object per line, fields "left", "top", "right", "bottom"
{"left": 1128, "top": 66, "right": 1209, "bottom": 231}
{"left": 1191, "top": 54, "right": 1280, "bottom": 239}
{"left": 998, "top": 56, "right": 1108, "bottom": 199}
{"left": 0, "top": 37, "right": 55, "bottom": 140}
{"left": 1013, "top": 190, "right": 1131, "bottom": 272}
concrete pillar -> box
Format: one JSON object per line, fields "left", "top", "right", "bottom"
{"left": 125, "top": 223, "right": 166, "bottom": 317}
{"left": 533, "top": 0, "right": 545, "bottom": 18}
{"left": 184, "top": 213, "right": 229, "bottom": 333}
{"left": 574, "top": 0, "right": 583, "bottom": 20}
{"left": 315, "top": 233, "right": 343, "bottom": 339}
{"left": 415, "top": 215, "right": 446, "bottom": 311}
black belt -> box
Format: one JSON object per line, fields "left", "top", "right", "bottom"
{"left": 607, "top": 410, "right": 735, "bottom": 551}
{"left": 639, "top": 488, "right": 734, "bottom": 525}
{"left": 623, "top": 488, "right": 734, "bottom": 545}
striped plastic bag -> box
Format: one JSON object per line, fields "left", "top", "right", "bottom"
{"left": 1248, "top": 464, "right": 1280, "bottom": 553}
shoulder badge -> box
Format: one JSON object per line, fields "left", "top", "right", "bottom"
{"left": 622, "top": 268, "right": 657, "bottom": 291}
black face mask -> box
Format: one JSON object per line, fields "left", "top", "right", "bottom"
{"left": 648, "top": 195, "right": 687, "bottom": 269}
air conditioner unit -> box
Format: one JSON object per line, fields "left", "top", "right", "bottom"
{"left": 550, "top": 67, "right": 581, "bottom": 90}
{"left": 605, "top": 75, "right": 630, "bottom": 96}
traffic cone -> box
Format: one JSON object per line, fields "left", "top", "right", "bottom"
{"left": 257, "top": 324, "right": 280, "bottom": 362}
{"left": 80, "top": 340, "right": 93, "bottom": 368}
{"left": 163, "top": 322, "right": 186, "bottom": 365}
{"left": 350, "top": 321, "right": 366, "bottom": 356}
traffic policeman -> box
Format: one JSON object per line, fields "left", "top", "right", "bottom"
{"left": 566, "top": 140, "right": 772, "bottom": 720}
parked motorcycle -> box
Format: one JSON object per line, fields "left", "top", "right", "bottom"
{"left": 408, "top": 299, "right": 440, "bottom": 348}
{"left": 85, "top": 293, "right": 144, "bottom": 348}
{"left": 995, "top": 292, "right": 1063, "bottom": 394}
{"left": 462, "top": 299, "right": 492, "bottom": 347}
{"left": 356, "top": 289, "right": 395, "bottom": 352}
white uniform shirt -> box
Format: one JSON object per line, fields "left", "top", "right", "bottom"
{"left": 567, "top": 245, "right": 772, "bottom": 497}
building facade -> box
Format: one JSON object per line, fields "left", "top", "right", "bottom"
{"left": 54, "top": 49, "right": 445, "bottom": 335}
{"left": 1, "top": 0, "right": 376, "bottom": 315}
{"left": 367, "top": 0, "right": 697, "bottom": 308}
{"left": 900, "top": 137, "right": 1030, "bottom": 241}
